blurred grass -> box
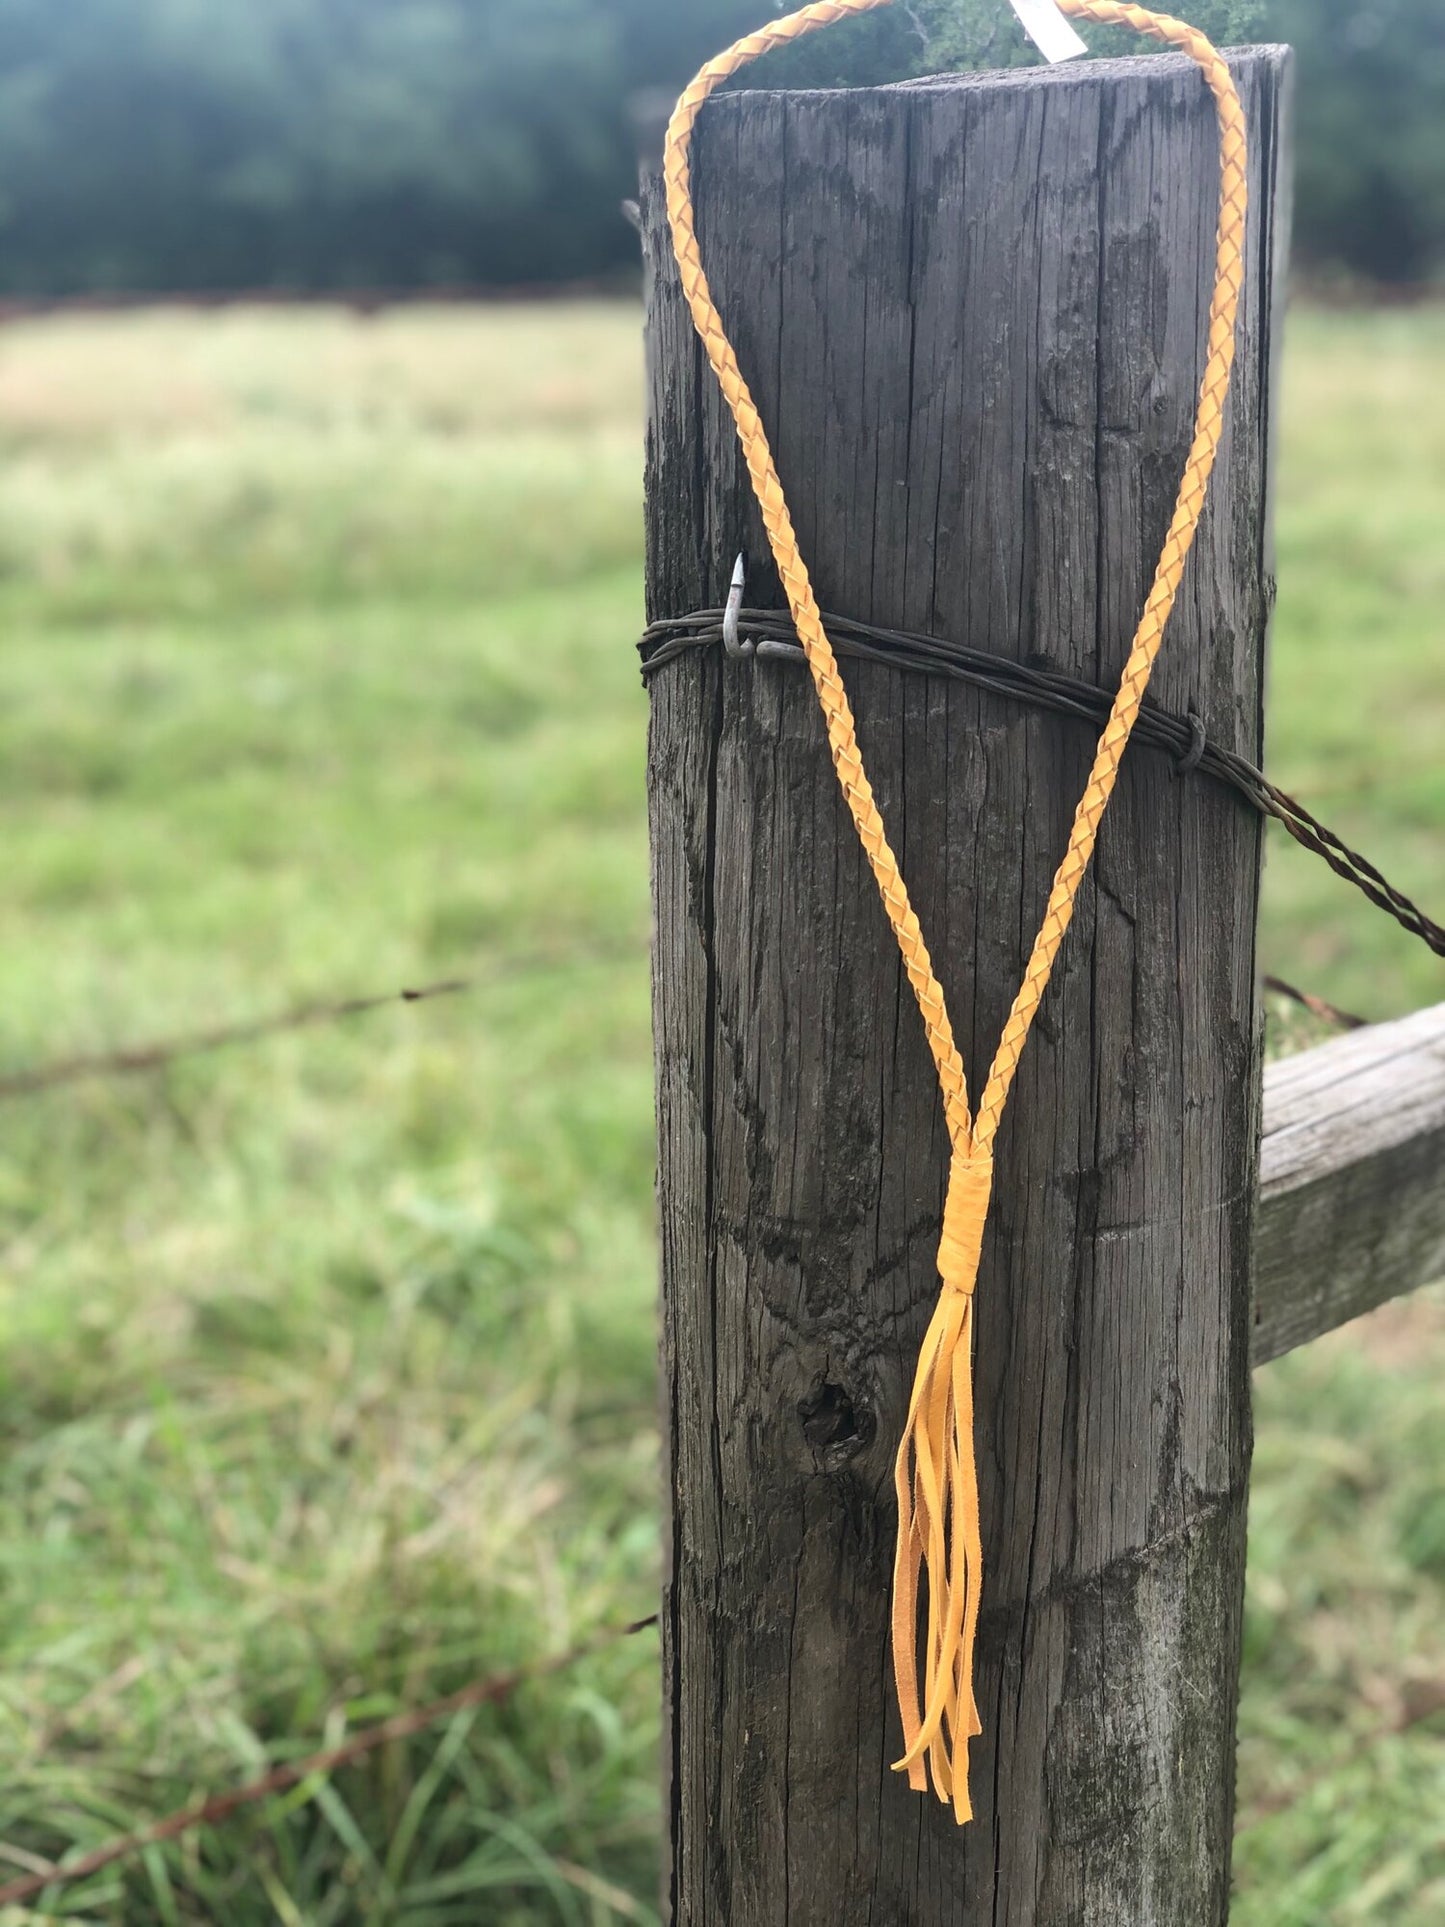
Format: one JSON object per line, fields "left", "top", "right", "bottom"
{"left": 0, "top": 298, "right": 1437, "bottom": 1921}
{"left": 0, "top": 304, "right": 660, "bottom": 1925}
{"left": 1260, "top": 306, "right": 1445, "bottom": 1025}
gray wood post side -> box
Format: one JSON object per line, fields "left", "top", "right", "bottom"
{"left": 643, "top": 48, "right": 1292, "bottom": 1927}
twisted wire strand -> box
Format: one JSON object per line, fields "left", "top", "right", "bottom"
{"left": 663, "top": 0, "right": 1249, "bottom": 1822}
{"left": 639, "top": 611, "right": 1445, "bottom": 960}
{"left": 0, "top": 1616, "right": 658, "bottom": 1911}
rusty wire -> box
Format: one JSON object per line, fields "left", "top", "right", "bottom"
{"left": 0, "top": 944, "right": 638, "bottom": 1102}
{"left": 0, "top": 1616, "right": 658, "bottom": 1910}
{"left": 640, "top": 608, "right": 1445, "bottom": 962}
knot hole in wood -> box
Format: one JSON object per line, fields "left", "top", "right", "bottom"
{"left": 798, "top": 1376, "right": 876, "bottom": 1470}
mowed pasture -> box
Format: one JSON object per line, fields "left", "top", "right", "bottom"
{"left": 0, "top": 301, "right": 1440, "bottom": 1922}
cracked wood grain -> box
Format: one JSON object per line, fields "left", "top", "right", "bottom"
{"left": 644, "top": 48, "right": 1292, "bottom": 1926}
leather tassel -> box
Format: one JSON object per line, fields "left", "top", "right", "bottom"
{"left": 891, "top": 1149, "right": 993, "bottom": 1820}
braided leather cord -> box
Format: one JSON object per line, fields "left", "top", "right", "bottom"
{"left": 663, "top": 0, "right": 975, "bottom": 1140}
{"left": 663, "top": 0, "right": 1248, "bottom": 1823}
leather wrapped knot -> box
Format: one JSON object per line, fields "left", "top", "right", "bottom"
{"left": 937, "top": 1150, "right": 994, "bottom": 1295}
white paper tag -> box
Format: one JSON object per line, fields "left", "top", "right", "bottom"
{"left": 1009, "top": 0, "right": 1088, "bottom": 63}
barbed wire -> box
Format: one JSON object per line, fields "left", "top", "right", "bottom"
{"left": 0, "top": 944, "right": 640, "bottom": 1102}
{"left": 1262, "top": 974, "right": 1366, "bottom": 1031}
{"left": 0, "top": 939, "right": 1375, "bottom": 1110}
{"left": 0, "top": 978, "right": 469, "bottom": 1099}
{"left": 0, "top": 1614, "right": 658, "bottom": 1910}
{"left": 640, "top": 608, "right": 1445, "bottom": 960}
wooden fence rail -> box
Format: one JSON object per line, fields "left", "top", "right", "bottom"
{"left": 1254, "top": 1000, "right": 1445, "bottom": 1363}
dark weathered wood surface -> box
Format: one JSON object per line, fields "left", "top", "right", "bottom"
{"left": 1253, "top": 1002, "right": 1445, "bottom": 1364}
{"left": 644, "top": 49, "right": 1291, "bottom": 1925}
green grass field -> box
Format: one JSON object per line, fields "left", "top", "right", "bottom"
{"left": 0, "top": 300, "right": 1439, "bottom": 1923}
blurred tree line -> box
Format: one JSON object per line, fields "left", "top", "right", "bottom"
{"left": 0, "top": 0, "right": 1437, "bottom": 295}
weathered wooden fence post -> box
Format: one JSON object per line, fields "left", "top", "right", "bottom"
{"left": 644, "top": 47, "right": 1292, "bottom": 1923}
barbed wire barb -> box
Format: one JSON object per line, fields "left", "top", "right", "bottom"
{"left": 0, "top": 943, "right": 639, "bottom": 1102}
